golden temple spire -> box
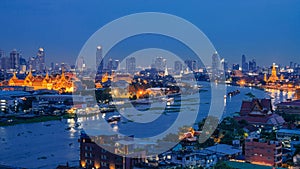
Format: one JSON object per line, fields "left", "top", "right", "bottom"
{"left": 268, "top": 63, "right": 279, "bottom": 83}
{"left": 61, "top": 67, "right": 66, "bottom": 81}
{"left": 12, "top": 72, "right": 18, "bottom": 79}
{"left": 264, "top": 73, "right": 267, "bottom": 82}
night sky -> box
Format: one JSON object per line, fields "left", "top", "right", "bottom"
{"left": 0, "top": 0, "right": 300, "bottom": 66}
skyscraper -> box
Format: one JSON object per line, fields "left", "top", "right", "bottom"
{"left": 212, "top": 51, "right": 221, "bottom": 75}
{"left": 174, "top": 61, "right": 183, "bottom": 74}
{"left": 249, "top": 59, "right": 257, "bottom": 72}
{"left": 28, "top": 48, "right": 45, "bottom": 73}
{"left": 126, "top": 57, "right": 136, "bottom": 74}
{"left": 220, "top": 58, "right": 228, "bottom": 72}
{"left": 153, "top": 57, "right": 166, "bottom": 71}
{"left": 96, "top": 46, "right": 103, "bottom": 72}
{"left": 36, "top": 47, "right": 45, "bottom": 72}
{"left": 242, "top": 54, "right": 248, "bottom": 72}
{"left": 184, "top": 59, "right": 198, "bottom": 72}
{"left": 0, "top": 50, "right": 5, "bottom": 70}
{"left": 9, "top": 49, "right": 20, "bottom": 70}
{"left": 232, "top": 64, "right": 240, "bottom": 71}
{"left": 77, "top": 56, "right": 86, "bottom": 72}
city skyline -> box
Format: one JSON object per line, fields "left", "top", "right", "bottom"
{"left": 0, "top": 1, "right": 299, "bottom": 66}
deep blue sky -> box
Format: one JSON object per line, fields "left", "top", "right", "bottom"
{"left": 0, "top": 0, "right": 300, "bottom": 67}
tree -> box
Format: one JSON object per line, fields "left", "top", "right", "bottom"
{"left": 213, "top": 161, "right": 234, "bottom": 169}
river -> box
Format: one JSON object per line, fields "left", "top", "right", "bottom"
{"left": 0, "top": 83, "right": 294, "bottom": 168}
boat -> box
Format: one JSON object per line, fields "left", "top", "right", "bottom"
{"left": 227, "top": 90, "right": 241, "bottom": 97}
{"left": 165, "top": 98, "right": 174, "bottom": 106}
{"left": 107, "top": 115, "right": 121, "bottom": 123}
{"left": 100, "top": 107, "right": 115, "bottom": 113}
{"left": 131, "top": 98, "right": 152, "bottom": 105}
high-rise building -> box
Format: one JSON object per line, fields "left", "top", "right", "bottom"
{"left": 36, "top": 48, "right": 45, "bottom": 72}
{"left": 126, "top": 57, "right": 136, "bottom": 74}
{"left": 242, "top": 54, "right": 248, "bottom": 72}
{"left": 290, "top": 62, "right": 294, "bottom": 69}
{"left": 184, "top": 59, "right": 198, "bottom": 72}
{"left": 212, "top": 51, "right": 221, "bottom": 75}
{"left": 153, "top": 57, "right": 166, "bottom": 71}
{"left": 107, "top": 58, "right": 113, "bottom": 70}
{"left": 28, "top": 48, "right": 45, "bottom": 73}
{"left": 0, "top": 50, "right": 6, "bottom": 70}
{"left": 220, "top": 58, "right": 228, "bottom": 72}
{"left": 96, "top": 46, "right": 103, "bottom": 72}
{"left": 9, "top": 49, "right": 20, "bottom": 70}
{"left": 232, "top": 64, "right": 240, "bottom": 71}
{"left": 113, "top": 60, "right": 119, "bottom": 71}
{"left": 19, "top": 57, "right": 27, "bottom": 73}
{"left": 77, "top": 56, "right": 86, "bottom": 72}
{"left": 174, "top": 61, "right": 183, "bottom": 74}
{"left": 249, "top": 59, "right": 257, "bottom": 72}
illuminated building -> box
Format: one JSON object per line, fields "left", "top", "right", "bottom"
{"left": 79, "top": 133, "right": 145, "bottom": 169}
{"left": 264, "top": 73, "right": 267, "bottom": 82}
{"left": 7, "top": 69, "right": 74, "bottom": 92}
{"left": 28, "top": 48, "right": 45, "bottom": 73}
{"left": 276, "top": 100, "right": 300, "bottom": 115}
{"left": 267, "top": 63, "right": 279, "bottom": 83}
{"left": 152, "top": 57, "right": 166, "bottom": 71}
{"left": 96, "top": 46, "right": 104, "bottom": 73}
{"left": 242, "top": 54, "right": 248, "bottom": 72}
{"left": 9, "top": 49, "right": 20, "bottom": 70}
{"left": 0, "top": 49, "right": 7, "bottom": 70}
{"left": 126, "top": 57, "right": 136, "bottom": 74}
{"left": 235, "top": 99, "right": 285, "bottom": 128}
{"left": 174, "top": 60, "right": 183, "bottom": 74}
{"left": 245, "top": 138, "right": 282, "bottom": 167}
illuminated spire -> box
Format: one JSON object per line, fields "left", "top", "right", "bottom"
{"left": 61, "top": 67, "right": 66, "bottom": 80}
{"left": 280, "top": 74, "right": 284, "bottom": 81}
{"left": 264, "top": 73, "right": 267, "bottom": 82}
{"left": 12, "top": 72, "right": 18, "bottom": 79}
{"left": 268, "top": 63, "right": 279, "bottom": 83}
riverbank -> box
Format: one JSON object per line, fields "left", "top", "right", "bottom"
{"left": 0, "top": 113, "right": 75, "bottom": 127}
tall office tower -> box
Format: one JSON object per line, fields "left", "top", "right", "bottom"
{"left": 249, "top": 59, "right": 257, "bottom": 72}
{"left": 153, "top": 56, "right": 166, "bottom": 71}
{"left": 184, "top": 59, "right": 198, "bottom": 72}
{"left": 290, "top": 62, "right": 294, "bottom": 69}
{"left": 36, "top": 48, "right": 45, "bottom": 72}
{"left": 9, "top": 49, "right": 20, "bottom": 70}
{"left": 232, "top": 64, "right": 240, "bottom": 71}
{"left": 113, "top": 60, "right": 120, "bottom": 70}
{"left": 96, "top": 46, "right": 103, "bottom": 72}
{"left": 212, "top": 51, "right": 221, "bottom": 75}
{"left": 50, "top": 62, "right": 54, "bottom": 71}
{"left": 0, "top": 50, "right": 5, "bottom": 69}
{"left": 174, "top": 60, "right": 183, "bottom": 74}
{"left": 19, "top": 57, "right": 27, "bottom": 73}
{"left": 28, "top": 56, "right": 36, "bottom": 71}
{"left": 242, "top": 54, "right": 248, "bottom": 72}
{"left": 126, "top": 57, "right": 136, "bottom": 74}
{"left": 77, "top": 56, "right": 86, "bottom": 72}
{"left": 107, "top": 58, "right": 113, "bottom": 70}
{"left": 252, "top": 59, "right": 257, "bottom": 71}
{"left": 220, "top": 58, "right": 227, "bottom": 72}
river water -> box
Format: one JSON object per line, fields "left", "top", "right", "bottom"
{"left": 0, "top": 82, "right": 294, "bottom": 168}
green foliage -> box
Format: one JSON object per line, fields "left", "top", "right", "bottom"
{"left": 213, "top": 161, "right": 234, "bottom": 169}
{"left": 245, "top": 92, "right": 256, "bottom": 98}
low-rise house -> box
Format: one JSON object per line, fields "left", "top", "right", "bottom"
{"left": 277, "top": 129, "right": 300, "bottom": 142}
{"left": 276, "top": 100, "right": 300, "bottom": 115}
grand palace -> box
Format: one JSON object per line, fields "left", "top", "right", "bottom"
{"left": 4, "top": 70, "right": 74, "bottom": 92}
